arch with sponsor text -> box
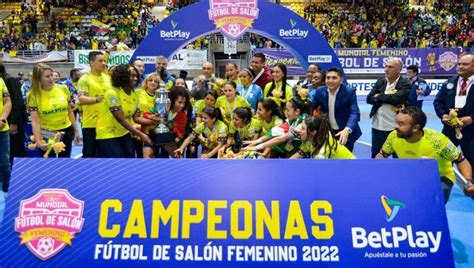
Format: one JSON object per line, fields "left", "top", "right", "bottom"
{"left": 131, "top": 0, "right": 343, "bottom": 76}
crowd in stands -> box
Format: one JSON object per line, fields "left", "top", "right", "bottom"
{"left": 0, "top": 0, "right": 158, "bottom": 52}
{"left": 296, "top": 1, "right": 473, "bottom": 49}
{"left": 0, "top": 1, "right": 472, "bottom": 52}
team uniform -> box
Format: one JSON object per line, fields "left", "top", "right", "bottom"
{"left": 215, "top": 95, "right": 250, "bottom": 124}
{"left": 190, "top": 120, "right": 228, "bottom": 154}
{"left": 298, "top": 137, "right": 356, "bottom": 159}
{"left": 229, "top": 118, "right": 262, "bottom": 149}
{"left": 77, "top": 72, "right": 111, "bottom": 157}
{"left": 263, "top": 81, "right": 294, "bottom": 108}
{"left": 381, "top": 128, "right": 464, "bottom": 202}
{"left": 26, "top": 84, "right": 74, "bottom": 158}
{"left": 0, "top": 78, "right": 11, "bottom": 192}
{"left": 268, "top": 115, "right": 307, "bottom": 156}
{"left": 258, "top": 115, "right": 284, "bottom": 134}
{"left": 96, "top": 87, "right": 140, "bottom": 158}
{"left": 237, "top": 83, "right": 263, "bottom": 110}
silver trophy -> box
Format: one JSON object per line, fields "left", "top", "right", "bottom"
{"left": 155, "top": 82, "right": 171, "bottom": 134}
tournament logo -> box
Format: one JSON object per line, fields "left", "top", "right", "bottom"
{"left": 381, "top": 195, "right": 405, "bottom": 222}
{"left": 438, "top": 51, "right": 458, "bottom": 72}
{"left": 208, "top": 0, "right": 259, "bottom": 40}
{"left": 15, "top": 189, "right": 85, "bottom": 260}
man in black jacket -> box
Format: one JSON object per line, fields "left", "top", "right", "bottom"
{"left": 434, "top": 54, "right": 474, "bottom": 167}
{"left": 0, "top": 64, "right": 27, "bottom": 168}
{"left": 366, "top": 58, "right": 411, "bottom": 158}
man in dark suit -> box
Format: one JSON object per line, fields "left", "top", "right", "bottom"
{"left": 0, "top": 64, "right": 27, "bottom": 166}
{"left": 434, "top": 54, "right": 474, "bottom": 167}
{"left": 312, "top": 67, "right": 361, "bottom": 151}
{"left": 367, "top": 58, "right": 411, "bottom": 158}
{"left": 407, "top": 65, "right": 430, "bottom": 109}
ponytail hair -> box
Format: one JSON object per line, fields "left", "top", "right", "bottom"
{"left": 233, "top": 107, "right": 253, "bottom": 125}
{"left": 305, "top": 114, "right": 338, "bottom": 158}
{"left": 203, "top": 106, "right": 223, "bottom": 122}
{"left": 260, "top": 98, "right": 284, "bottom": 119}
{"left": 289, "top": 96, "right": 310, "bottom": 115}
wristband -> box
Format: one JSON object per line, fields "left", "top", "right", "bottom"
{"left": 256, "top": 144, "right": 264, "bottom": 150}
{"left": 256, "top": 138, "right": 263, "bottom": 144}
{"left": 95, "top": 97, "right": 99, "bottom": 103}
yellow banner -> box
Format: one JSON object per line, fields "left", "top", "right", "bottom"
{"left": 215, "top": 17, "right": 253, "bottom": 28}
{"left": 20, "top": 228, "right": 74, "bottom": 245}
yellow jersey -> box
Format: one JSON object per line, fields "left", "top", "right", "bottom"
{"left": 263, "top": 81, "right": 294, "bottom": 107}
{"left": 215, "top": 95, "right": 250, "bottom": 124}
{"left": 27, "top": 84, "right": 72, "bottom": 131}
{"left": 0, "top": 78, "right": 10, "bottom": 132}
{"left": 96, "top": 88, "right": 139, "bottom": 140}
{"left": 78, "top": 72, "right": 111, "bottom": 128}
{"left": 382, "top": 129, "right": 462, "bottom": 183}
{"left": 299, "top": 136, "right": 356, "bottom": 159}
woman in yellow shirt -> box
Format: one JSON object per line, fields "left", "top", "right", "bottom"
{"left": 27, "top": 63, "right": 79, "bottom": 158}
{"left": 96, "top": 65, "right": 153, "bottom": 158}
{"left": 220, "top": 107, "right": 261, "bottom": 154}
{"left": 193, "top": 89, "right": 218, "bottom": 125}
{"left": 137, "top": 73, "right": 160, "bottom": 158}
{"left": 174, "top": 107, "right": 228, "bottom": 159}
{"left": 263, "top": 63, "right": 293, "bottom": 110}
{"left": 290, "top": 114, "right": 355, "bottom": 159}
{"left": 215, "top": 81, "right": 250, "bottom": 124}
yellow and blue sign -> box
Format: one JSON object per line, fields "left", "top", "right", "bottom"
{"left": 0, "top": 159, "right": 454, "bottom": 267}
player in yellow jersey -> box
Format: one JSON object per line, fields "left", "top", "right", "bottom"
{"left": 376, "top": 106, "right": 473, "bottom": 203}
{"left": 27, "top": 64, "right": 80, "bottom": 158}
{"left": 96, "top": 65, "right": 153, "bottom": 158}
{"left": 193, "top": 90, "right": 218, "bottom": 125}
{"left": 174, "top": 107, "right": 228, "bottom": 159}
{"left": 215, "top": 81, "right": 250, "bottom": 125}
{"left": 290, "top": 114, "right": 355, "bottom": 160}
{"left": 263, "top": 63, "right": 293, "bottom": 110}
{"left": 254, "top": 98, "right": 284, "bottom": 134}
{"left": 0, "top": 77, "right": 12, "bottom": 195}
{"left": 78, "top": 51, "right": 111, "bottom": 157}
{"left": 220, "top": 107, "right": 261, "bottom": 154}
{"left": 137, "top": 73, "right": 160, "bottom": 158}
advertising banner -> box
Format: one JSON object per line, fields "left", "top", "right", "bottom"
{"left": 74, "top": 50, "right": 133, "bottom": 70}
{"left": 74, "top": 49, "right": 207, "bottom": 71}
{"left": 0, "top": 51, "right": 68, "bottom": 64}
{"left": 0, "top": 158, "right": 454, "bottom": 267}
{"left": 254, "top": 48, "right": 461, "bottom": 76}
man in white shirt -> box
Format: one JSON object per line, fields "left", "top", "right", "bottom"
{"left": 366, "top": 58, "right": 411, "bottom": 158}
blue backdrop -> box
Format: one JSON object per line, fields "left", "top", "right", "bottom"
{"left": 0, "top": 158, "right": 454, "bottom": 267}
{"left": 131, "top": 0, "right": 344, "bottom": 76}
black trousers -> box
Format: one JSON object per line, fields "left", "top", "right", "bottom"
{"left": 443, "top": 127, "right": 474, "bottom": 168}
{"left": 371, "top": 128, "right": 392, "bottom": 158}
{"left": 9, "top": 125, "right": 27, "bottom": 165}
{"left": 97, "top": 134, "right": 135, "bottom": 158}
{"left": 82, "top": 128, "right": 99, "bottom": 158}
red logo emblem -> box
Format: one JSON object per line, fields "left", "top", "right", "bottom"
{"left": 15, "top": 189, "right": 85, "bottom": 260}
{"left": 208, "top": 0, "right": 259, "bottom": 39}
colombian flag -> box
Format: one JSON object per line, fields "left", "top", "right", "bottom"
{"left": 91, "top": 19, "right": 109, "bottom": 33}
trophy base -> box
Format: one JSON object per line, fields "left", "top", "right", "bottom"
{"left": 153, "top": 132, "right": 177, "bottom": 146}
